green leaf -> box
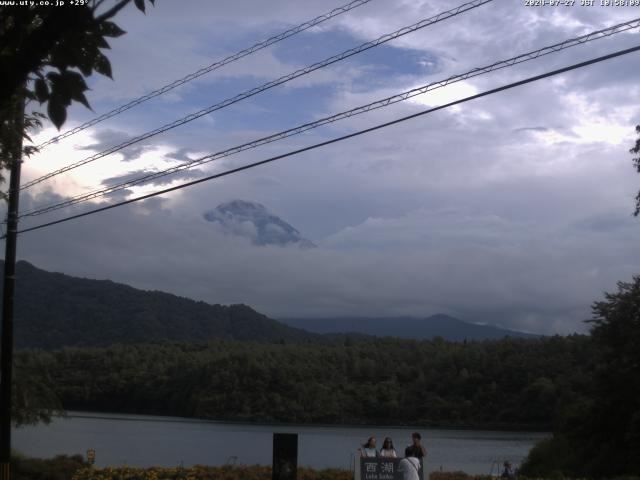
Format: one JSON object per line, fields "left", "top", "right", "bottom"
{"left": 100, "top": 20, "right": 126, "bottom": 38}
{"left": 23, "top": 146, "right": 40, "bottom": 157}
{"left": 76, "top": 49, "right": 94, "bottom": 76}
{"left": 47, "top": 97, "right": 67, "bottom": 130}
{"left": 34, "top": 79, "right": 49, "bottom": 103}
{"left": 93, "top": 52, "right": 112, "bottom": 78}
{"left": 95, "top": 35, "right": 111, "bottom": 49}
{"left": 72, "top": 90, "right": 91, "bottom": 110}
{"left": 62, "top": 70, "right": 88, "bottom": 90}
{"left": 49, "top": 46, "right": 68, "bottom": 70}
{"left": 45, "top": 71, "right": 61, "bottom": 83}
{"left": 62, "top": 71, "right": 91, "bottom": 110}
{"left": 23, "top": 89, "right": 37, "bottom": 102}
{"left": 134, "top": 0, "right": 145, "bottom": 13}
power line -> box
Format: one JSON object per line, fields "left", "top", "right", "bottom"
{"left": 33, "top": 0, "right": 375, "bottom": 150}
{"left": 21, "top": 0, "right": 493, "bottom": 190}
{"left": 12, "top": 44, "right": 640, "bottom": 238}
{"left": 19, "top": 17, "right": 640, "bottom": 219}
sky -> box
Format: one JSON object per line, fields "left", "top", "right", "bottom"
{"left": 10, "top": 0, "right": 640, "bottom": 334}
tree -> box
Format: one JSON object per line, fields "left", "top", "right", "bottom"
{"left": 631, "top": 125, "right": 640, "bottom": 216}
{"left": 13, "top": 351, "right": 62, "bottom": 427}
{"left": 0, "top": 0, "right": 155, "bottom": 186}
{"left": 586, "top": 276, "right": 640, "bottom": 476}
{"left": 521, "top": 276, "right": 640, "bottom": 478}
{"left": 0, "top": 0, "right": 155, "bottom": 427}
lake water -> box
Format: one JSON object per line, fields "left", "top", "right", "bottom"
{"left": 14, "top": 412, "right": 548, "bottom": 475}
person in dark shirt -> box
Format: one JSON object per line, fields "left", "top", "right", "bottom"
{"left": 405, "top": 432, "right": 427, "bottom": 458}
{"left": 501, "top": 461, "right": 515, "bottom": 479}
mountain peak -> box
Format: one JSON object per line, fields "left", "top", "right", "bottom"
{"left": 216, "top": 200, "right": 268, "bottom": 216}
{"left": 203, "top": 200, "right": 315, "bottom": 248}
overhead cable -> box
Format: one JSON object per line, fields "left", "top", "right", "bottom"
{"left": 34, "top": 0, "right": 375, "bottom": 150}
{"left": 21, "top": 0, "right": 493, "bottom": 190}
{"left": 12, "top": 43, "right": 640, "bottom": 238}
{"left": 19, "top": 17, "right": 640, "bottom": 218}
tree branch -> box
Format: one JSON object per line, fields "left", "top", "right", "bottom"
{"left": 95, "top": 0, "right": 131, "bottom": 22}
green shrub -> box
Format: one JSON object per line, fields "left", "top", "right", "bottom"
{"left": 11, "top": 454, "right": 87, "bottom": 480}
{"left": 519, "top": 435, "right": 577, "bottom": 479}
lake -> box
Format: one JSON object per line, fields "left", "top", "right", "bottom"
{"left": 14, "top": 412, "right": 548, "bottom": 475}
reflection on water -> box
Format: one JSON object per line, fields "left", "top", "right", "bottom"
{"left": 14, "top": 412, "right": 548, "bottom": 474}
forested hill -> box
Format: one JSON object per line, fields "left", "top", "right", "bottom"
{"left": 6, "top": 260, "right": 323, "bottom": 349}
{"left": 6, "top": 259, "right": 535, "bottom": 349}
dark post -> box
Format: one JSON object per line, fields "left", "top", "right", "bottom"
{"left": 0, "top": 95, "right": 25, "bottom": 480}
{"left": 272, "top": 433, "right": 297, "bottom": 480}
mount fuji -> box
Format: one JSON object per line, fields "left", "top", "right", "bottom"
{"left": 203, "top": 200, "right": 316, "bottom": 248}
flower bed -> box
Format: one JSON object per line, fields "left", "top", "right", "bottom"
{"left": 71, "top": 465, "right": 353, "bottom": 480}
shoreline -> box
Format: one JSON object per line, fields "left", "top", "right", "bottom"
{"left": 57, "top": 409, "right": 551, "bottom": 434}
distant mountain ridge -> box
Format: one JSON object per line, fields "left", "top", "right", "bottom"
{"left": 5, "top": 260, "right": 326, "bottom": 350}
{"left": 5, "top": 260, "right": 536, "bottom": 350}
{"left": 280, "top": 314, "right": 538, "bottom": 341}
{"left": 203, "top": 200, "right": 315, "bottom": 248}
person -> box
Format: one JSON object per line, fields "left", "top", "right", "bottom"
{"left": 379, "top": 437, "right": 397, "bottom": 457}
{"left": 501, "top": 461, "right": 515, "bottom": 479}
{"left": 359, "top": 436, "right": 377, "bottom": 457}
{"left": 398, "top": 447, "right": 421, "bottom": 480}
{"left": 405, "top": 432, "right": 427, "bottom": 459}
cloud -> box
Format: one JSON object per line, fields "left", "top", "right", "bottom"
{"left": 14, "top": 0, "right": 640, "bottom": 337}
{"left": 101, "top": 168, "right": 205, "bottom": 188}
{"left": 165, "top": 148, "right": 198, "bottom": 162}
{"left": 12, "top": 183, "right": 639, "bottom": 336}
{"left": 512, "top": 126, "right": 549, "bottom": 133}
{"left": 78, "top": 129, "right": 151, "bottom": 162}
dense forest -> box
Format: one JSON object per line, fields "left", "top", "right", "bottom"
{"left": 520, "top": 277, "right": 640, "bottom": 478}
{"left": 17, "top": 335, "right": 592, "bottom": 430}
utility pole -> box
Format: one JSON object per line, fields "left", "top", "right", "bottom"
{"left": 0, "top": 95, "right": 25, "bottom": 480}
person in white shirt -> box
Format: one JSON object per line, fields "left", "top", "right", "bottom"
{"left": 398, "top": 447, "right": 421, "bottom": 480}
{"left": 379, "top": 437, "right": 397, "bottom": 458}
{"left": 359, "top": 436, "right": 377, "bottom": 457}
